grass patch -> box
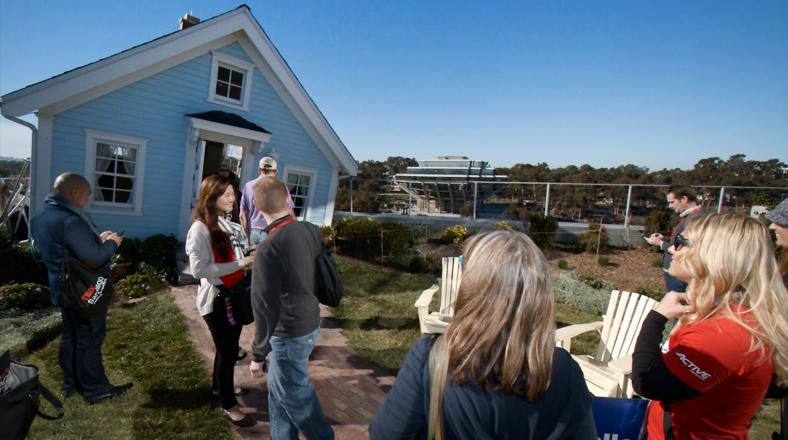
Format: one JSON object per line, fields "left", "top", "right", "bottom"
{"left": 0, "top": 307, "right": 62, "bottom": 357}
{"left": 26, "top": 292, "right": 231, "bottom": 440}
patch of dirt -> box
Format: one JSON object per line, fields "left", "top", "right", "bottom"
{"left": 546, "top": 246, "right": 666, "bottom": 293}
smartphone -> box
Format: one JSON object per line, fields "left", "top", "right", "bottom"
{"left": 118, "top": 230, "right": 126, "bottom": 237}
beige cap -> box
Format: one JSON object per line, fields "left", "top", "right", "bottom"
{"left": 259, "top": 156, "right": 277, "bottom": 170}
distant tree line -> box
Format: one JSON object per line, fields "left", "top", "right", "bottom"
{"left": 335, "top": 154, "right": 786, "bottom": 218}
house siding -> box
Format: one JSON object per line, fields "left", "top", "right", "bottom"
{"left": 49, "top": 41, "right": 335, "bottom": 238}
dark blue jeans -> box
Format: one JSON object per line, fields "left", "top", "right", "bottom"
{"left": 268, "top": 326, "right": 333, "bottom": 440}
{"left": 59, "top": 307, "right": 112, "bottom": 399}
{"left": 663, "top": 270, "right": 688, "bottom": 293}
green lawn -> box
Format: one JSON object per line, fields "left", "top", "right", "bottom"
{"left": 26, "top": 292, "right": 231, "bottom": 440}
{"left": 332, "top": 255, "right": 779, "bottom": 436}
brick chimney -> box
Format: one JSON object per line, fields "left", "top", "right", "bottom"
{"left": 179, "top": 13, "right": 200, "bottom": 30}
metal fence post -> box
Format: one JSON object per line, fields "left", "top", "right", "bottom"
{"left": 408, "top": 182, "right": 412, "bottom": 216}
{"left": 717, "top": 187, "right": 725, "bottom": 213}
{"left": 473, "top": 181, "right": 478, "bottom": 220}
{"left": 544, "top": 183, "right": 551, "bottom": 218}
{"left": 349, "top": 177, "right": 353, "bottom": 213}
{"left": 624, "top": 185, "right": 633, "bottom": 229}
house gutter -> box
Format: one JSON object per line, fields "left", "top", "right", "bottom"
{"left": 0, "top": 101, "right": 38, "bottom": 219}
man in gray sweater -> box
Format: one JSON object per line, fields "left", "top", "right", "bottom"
{"left": 248, "top": 177, "right": 333, "bottom": 439}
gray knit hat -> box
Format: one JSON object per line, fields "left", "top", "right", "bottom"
{"left": 765, "top": 198, "right": 788, "bottom": 227}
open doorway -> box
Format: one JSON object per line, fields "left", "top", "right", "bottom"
{"left": 194, "top": 140, "right": 244, "bottom": 221}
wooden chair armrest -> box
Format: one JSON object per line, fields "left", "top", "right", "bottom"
{"left": 607, "top": 355, "right": 633, "bottom": 375}
{"left": 554, "top": 321, "right": 604, "bottom": 343}
{"left": 415, "top": 284, "right": 439, "bottom": 309}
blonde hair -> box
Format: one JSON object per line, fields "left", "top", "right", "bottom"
{"left": 446, "top": 230, "right": 555, "bottom": 401}
{"left": 678, "top": 213, "right": 788, "bottom": 385}
{"left": 252, "top": 177, "right": 289, "bottom": 215}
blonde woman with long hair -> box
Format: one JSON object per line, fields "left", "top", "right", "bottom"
{"left": 371, "top": 230, "right": 595, "bottom": 439}
{"left": 632, "top": 213, "right": 788, "bottom": 439}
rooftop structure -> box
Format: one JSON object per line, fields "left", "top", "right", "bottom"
{"left": 394, "top": 156, "right": 507, "bottom": 215}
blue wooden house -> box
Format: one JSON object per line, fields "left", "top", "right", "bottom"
{"left": 1, "top": 6, "right": 357, "bottom": 240}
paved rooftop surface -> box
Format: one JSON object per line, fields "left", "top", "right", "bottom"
{"left": 171, "top": 285, "right": 396, "bottom": 439}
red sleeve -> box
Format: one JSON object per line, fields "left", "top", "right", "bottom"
{"left": 662, "top": 320, "right": 744, "bottom": 392}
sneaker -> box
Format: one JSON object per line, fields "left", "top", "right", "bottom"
{"left": 221, "top": 405, "right": 254, "bottom": 427}
{"left": 87, "top": 383, "right": 134, "bottom": 405}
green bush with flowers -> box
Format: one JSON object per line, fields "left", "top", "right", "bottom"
{"left": 440, "top": 225, "right": 468, "bottom": 245}
{"left": 115, "top": 263, "right": 168, "bottom": 298}
{"left": 0, "top": 283, "right": 51, "bottom": 310}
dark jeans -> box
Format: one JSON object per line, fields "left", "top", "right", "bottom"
{"left": 203, "top": 295, "right": 243, "bottom": 409}
{"left": 59, "top": 307, "right": 112, "bottom": 399}
{"left": 663, "top": 270, "right": 687, "bottom": 293}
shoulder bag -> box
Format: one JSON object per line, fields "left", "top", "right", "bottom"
{"left": 58, "top": 251, "right": 114, "bottom": 321}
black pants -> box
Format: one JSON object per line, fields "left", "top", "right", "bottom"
{"left": 203, "top": 295, "right": 243, "bottom": 409}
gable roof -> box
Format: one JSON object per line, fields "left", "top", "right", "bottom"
{"left": 0, "top": 5, "right": 357, "bottom": 175}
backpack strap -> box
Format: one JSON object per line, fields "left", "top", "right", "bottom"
{"left": 428, "top": 334, "right": 449, "bottom": 440}
{"left": 36, "top": 383, "right": 64, "bottom": 420}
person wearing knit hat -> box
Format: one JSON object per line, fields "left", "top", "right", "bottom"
{"left": 766, "top": 198, "right": 788, "bottom": 248}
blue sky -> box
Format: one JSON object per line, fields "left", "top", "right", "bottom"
{"left": 1, "top": 0, "right": 786, "bottom": 170}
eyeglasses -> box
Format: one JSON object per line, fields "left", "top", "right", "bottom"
{"left": 674, "top": 234, "right": 690, "bottom": 250}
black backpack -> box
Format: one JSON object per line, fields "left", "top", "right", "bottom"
{"left": 310, "top": 227, "right": 343, "bottom": 307}
{"left": 0, "top": 351, "right": 64, "bottom": 440}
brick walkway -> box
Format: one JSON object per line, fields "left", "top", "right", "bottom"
{"left": 171, "top": 285, "right": 395, "bottom": 439}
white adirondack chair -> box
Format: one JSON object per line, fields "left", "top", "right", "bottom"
{"left": 555, "top": 290, "right": 657, "bottom": 398}
{"left": 415, "top": 257, "right": 462, "bottom": 334}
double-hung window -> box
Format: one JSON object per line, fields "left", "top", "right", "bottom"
{"left": 207, "top": 51, "right": 254, "bottom": 111}
{"left": 84, "top": 129, "right": 147, "bottom": 215}
{"left": 284, "top": 165, "right": 317, "bottom": 220}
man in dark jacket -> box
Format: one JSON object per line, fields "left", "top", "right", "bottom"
{"left": 30, "top": 173, "right": 132, "bottom": 404}
{"left": 248, "top": 177, "right": 333, "bottom": 439}
{"left": 645, "top": 185, "right": 705, "bottom": 292}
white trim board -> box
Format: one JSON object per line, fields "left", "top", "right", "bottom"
{"left": 83, "top": 128, "right": 148, "bottom": 216}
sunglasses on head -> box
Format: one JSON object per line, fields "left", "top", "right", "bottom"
{"left": 674, "top": 234, "right": 690, "bottom": 250}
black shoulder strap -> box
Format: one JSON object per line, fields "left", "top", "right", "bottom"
{"left": 36, "top": 383, "right": 65, "bottom": 420}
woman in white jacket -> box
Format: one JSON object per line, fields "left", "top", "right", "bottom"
{"left": 186, "top": 174, "right": 254, "bottom": 426}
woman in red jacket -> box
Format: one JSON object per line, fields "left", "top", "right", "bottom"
{"left": 632, "top": 213, "right": 788, "bottom": 439}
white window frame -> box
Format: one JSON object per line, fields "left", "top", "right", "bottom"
{"left": 207, "top": 50, "right": 255, "bottom": 111}
{"left": 84, "top": 129, "right": 148, "bottom": 216}
{"left": 283, "top": 164, "right": 318, "bottom": 221}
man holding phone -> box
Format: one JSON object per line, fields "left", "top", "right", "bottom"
{"left": 644, "top": 185, "right": 705, "bottom": 292}
{"left": 30, "top": 173, "right": 133, "bottom": 405}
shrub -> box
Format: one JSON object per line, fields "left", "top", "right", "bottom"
{"left": 578, "top": 274, "right": 615, "bottom": 290}
{"left": 380, "top": 222, "right": 418, "bottom": 256}
{"left": 141, "top": 234, "right": 178, "bottom": 271}
{"left": 577, "top": 222, "right": 608, "bottom": 253}
{"left": 557, "top": 259, "right": 569, "bottom": 270}
{"left": 637, "top": 286, "right": 663, "bottom": 301}
{"left": 495, "top": 221, "right": 515, "bottom": 231}
{"left": 115, "top": 263, "right": 168, "bottom": 298}
{"left": 335, "top": 217, "right": 381, "bottom": 255}
{"left": 0, "top": 243, "right": 47, "bottom": 285}
{"left": 440, "top": 226, "right": 468, "bottom": 245}
{"left": 524, "top": 213, "right": 558, "bottom": 249}
{"left": 320, "top": 225, "right": 336, "bottom": 244}
{"left": 0, "top": 283, "right": 50, "bottom": 310}
{"left": 597, "top": 256, "right": 610, "bottom": 267}
{"left": 644, "top": 210, "right": 672, "bottom": 236}
{"left": 115, "top": 237, "right": 143, "bottom": 264}
{"left": 553, "top": 272, "right": 610, "bottom": 315}
{"left": 651, "top": 257, "right": 663, "bottom": 268}
{"left": 0, "top": 226, "right": 14, "bottom": 249}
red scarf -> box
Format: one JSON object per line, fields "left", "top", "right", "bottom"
{"left": 211, "top": 239, "right": 244, "bottom": 288}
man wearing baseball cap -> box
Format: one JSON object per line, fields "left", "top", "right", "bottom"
{"left": 239, "top": 156, "right": 295, "bottom": 245}
{"left": 766, "top": 197, "right": 788, "bottom": 250}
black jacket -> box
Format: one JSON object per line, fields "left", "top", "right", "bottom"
{"left": 370, "top": 337, "right": 597, "bottom": 440}
{"left": 250, "top": 217, "right": 322, "bottom": 361}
